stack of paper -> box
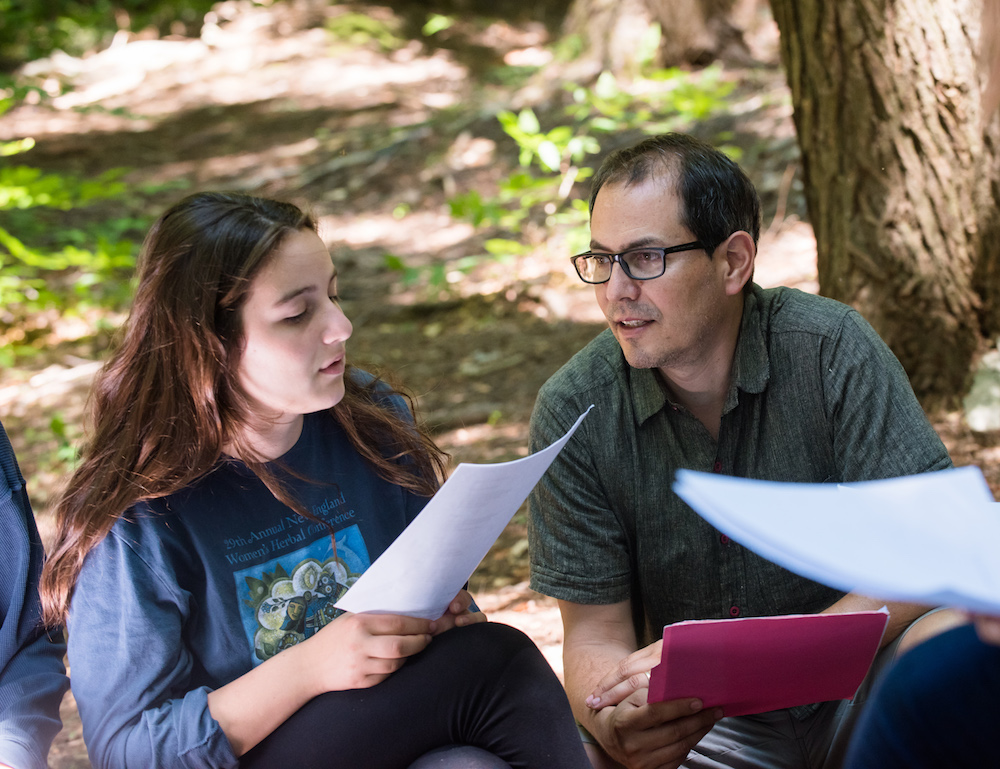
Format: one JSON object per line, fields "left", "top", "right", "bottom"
{"left": 335, "top": 406, "right": 593, "bottom": 620}
{"left": 673, "top": 465, "right": 1000, "bottom": 614}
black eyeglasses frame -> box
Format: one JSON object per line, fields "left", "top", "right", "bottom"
{"left": 570, "top": 241, "right": 706, "bottom": 284}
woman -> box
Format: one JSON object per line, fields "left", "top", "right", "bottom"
{"left": 39, "top": 192, "right": 587, "bottom": 769}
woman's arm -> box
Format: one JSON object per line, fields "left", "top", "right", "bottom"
{"left": 207, "top": 611, "right": 432, "bottom": 756}
{"left": 211, "top": 585, "right": 490, "bottom": 754}
{"left": 69, "top": 531, "right": 238, "bottom": 769}
{"left": 70, "top": 527, "right": 438, "bottom": 767}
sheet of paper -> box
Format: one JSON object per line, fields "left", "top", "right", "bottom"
{"left": 673, "top": 466, "right": 1000, "bottom": 614}
{"left": 335, "top": 406, "right": 593, "bottom": 619}
{"left": 648, "top": 609, "right": 889, "bottom": 716}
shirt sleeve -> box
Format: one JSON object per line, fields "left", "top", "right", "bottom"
{"left": 823, "top": 309, "right": 953, "bottom": 480}
{"left": 0, "top": 425, "right": 69, "bottom": 769}
{"left": 527, "top": 390, "right": 633, "bottom": 605}
{"left": 68, "top": 528, "right": 238, "bottom": 769}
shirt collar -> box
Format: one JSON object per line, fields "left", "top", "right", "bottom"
{"left": 727, "top": 284, "right": 770, "bottom": 405}
{"left": 629, "top": 284, "right": 771, "bottom": 426}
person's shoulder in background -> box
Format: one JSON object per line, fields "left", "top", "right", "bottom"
{"left": 0, "top": 420, "right": 70, "bottom": 769}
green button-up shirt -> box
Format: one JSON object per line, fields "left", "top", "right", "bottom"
{"left": 528, "top": 284, "right": 952, "bottom": 646}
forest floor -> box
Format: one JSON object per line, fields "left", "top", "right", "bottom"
{"left": 2, "top": 2, "right": 999, "bottom": 766}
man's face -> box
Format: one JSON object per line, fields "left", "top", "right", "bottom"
{"left": 591, "top": 175, "right": 735, "bottom": 374}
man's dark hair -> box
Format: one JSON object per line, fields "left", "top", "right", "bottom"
{"left": 588, "top": 133, "right": 762, "bottom": 255}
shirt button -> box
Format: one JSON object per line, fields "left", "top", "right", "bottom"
{"left": 729, "top": 605, "right": 740, "bottom": 617}
{"left": 720, "top": 534, "right": 730, "bottom": 544}
{"left": 712, "top": 460, "right": 722, "bottom": 473}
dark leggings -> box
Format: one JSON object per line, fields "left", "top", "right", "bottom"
{"left": 241, "top": 621, "right": 589, "bottom": 769}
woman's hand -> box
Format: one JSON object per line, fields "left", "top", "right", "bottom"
{"left": 209, "top": 611, "right": 432, "bottom": 756}
{"left": 305, "top": 611, "right": 433, "bottom": 693}
{"left": 428, "top": 589, "right": 488, "bottom": 636}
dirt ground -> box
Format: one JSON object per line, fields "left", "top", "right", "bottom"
{"left": 2, "top": 2, "right": 1000, "bottom": 766}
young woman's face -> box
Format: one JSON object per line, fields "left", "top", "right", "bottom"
{"left": 238, "top": 228, "right": 353, "bottom": 433}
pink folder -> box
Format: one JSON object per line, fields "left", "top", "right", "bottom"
{"left": 647, "top": 610, "right": 889, "bottom": 716}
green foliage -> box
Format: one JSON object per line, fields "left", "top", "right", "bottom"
{"left": 0, "top": 93, "right": 164, "bottom": 345}
{"left": 49, "top": 413, "right": 80, "bottom": 466}
{"left": 0, "top": 145, "right": 141, "bottom": 313}
{"left": 0, "top": 0, "right": 222, "bottom": 63}
{"left": 384, "top": 64, "right": 736, "bottom": 297}
{"left": 399, "top": 64, "right": 736, "bottom": 296}
{"left": 0, "top": 163, "right": 126, "bottom": 211}
{"left": 422, "top": 14, "right": 456, "bottom": 37}
{"left": 565, "top": 66, "right": 735, "bottom": 134}
{"left": 497, "top": 108, "right": 600, "bottom": 173}
{"left": 326, "top": 12, "right": 405, "bottom": 53}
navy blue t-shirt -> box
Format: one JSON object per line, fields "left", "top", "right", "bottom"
{"left": 69, "top": 399, "right": 431, "bottom": 769}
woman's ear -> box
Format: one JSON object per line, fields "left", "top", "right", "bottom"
{"left": 721, "top": 231, "right": 756, "bottom": 296}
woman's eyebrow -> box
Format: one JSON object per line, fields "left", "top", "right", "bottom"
{"left": 276, "top": 285, "right": 317, "bottom": 305}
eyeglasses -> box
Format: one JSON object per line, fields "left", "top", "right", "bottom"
{"left": 570, "top": 242, "right": 705, "bottom": 284}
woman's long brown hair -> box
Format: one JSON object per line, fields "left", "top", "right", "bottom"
{"left": 39, "top": 192, "right": 447, "bottom": 627}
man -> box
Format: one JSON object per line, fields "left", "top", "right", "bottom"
{"left": 528, "top": 133, "right": 955, "bottom": 769}
{"left": 0, "top": 420, "right": 68, "bottom": 769}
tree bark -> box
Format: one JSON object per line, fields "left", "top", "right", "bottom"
{"left": 771, "top": 0, "right": 1000, "bottom": 403}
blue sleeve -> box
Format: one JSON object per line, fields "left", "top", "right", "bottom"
{"left": 0, "top": 423, "right": 69, "bottom": 769}
{"left": 68, "top": 529, "right": 238, "bottom": 769}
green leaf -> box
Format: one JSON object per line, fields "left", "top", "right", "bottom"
{"left": 422, "top": 13, "right": 455, "bottom": 36}
{"left": 537, "top": 140, "right": 562, "bottom": 172}
{"left": 516, "top": 108, "right": 541, "bottom": 136}
{"left": 383, "top": 253, "right": 407, "bottom": 271}
{"left": 595, "top": 71, "right": 620, "bottom": 100}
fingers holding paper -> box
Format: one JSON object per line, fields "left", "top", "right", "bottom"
{"left": 587, "top": 639, "right": 663, "bottom": 708}
{"left": 311, "top": 612, "right": 434, "bottom": 690}
{"left": 428, "top": 589, "right": 488, "bottom": 636}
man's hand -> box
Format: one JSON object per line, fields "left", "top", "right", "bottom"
{"left": 587, "top": 639, "right": 663, "bottom": 709}
{"left": 560, "top": 600, "right": 723, "bottom": 769}
{"left": 591, "top": 689, "right": 722, "bottom": 769}
{"left": 428, "top": 589, "right": 487, "bottom": 636}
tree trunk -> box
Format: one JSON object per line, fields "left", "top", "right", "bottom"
{"left": 771, "top": 0, "right": 1000, "bottom": 403}
{"left": 561, "top": 0, "right": 756, "bottom": 76}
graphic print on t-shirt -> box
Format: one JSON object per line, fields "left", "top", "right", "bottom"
{"left": 234, "top": 524, "right": 371, "bottom": 664}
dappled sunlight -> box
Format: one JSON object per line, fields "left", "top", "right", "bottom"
{"left": 755, "top": 219, "right": 819, "bottom": 293}
{"left": 5, "top": 6, "right": 469, "bottom": 141}
{"left": 7, "top": 4, "right": 1000, "bottom": 764}
{"left": 321, "top": 210, "right": 473, "bottom": 256}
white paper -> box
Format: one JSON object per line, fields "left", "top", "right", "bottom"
{"left": 673, "top": 466, "right": 1000, "bottom": 614}
{"left": 335, "top": 406, "right": 594, "bottom": 619}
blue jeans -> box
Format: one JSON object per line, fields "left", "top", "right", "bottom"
{"left": 845, "top": 623, "right": 1000, "bottom": 769}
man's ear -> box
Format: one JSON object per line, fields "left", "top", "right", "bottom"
{"left": 720, "top": 231, "right": 756, "bottom": 296}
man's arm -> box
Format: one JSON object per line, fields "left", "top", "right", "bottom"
{"left": 560, "top": 599, "right": 721, "bottom": 769}
{"left": 820, "top": 594, "right": 930, "bottom": 648}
